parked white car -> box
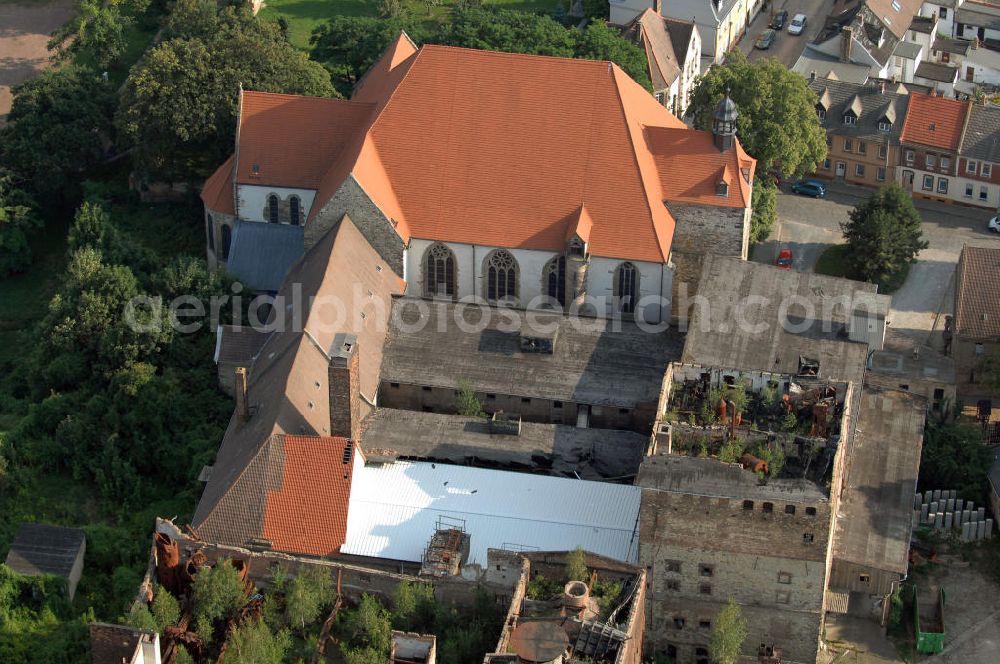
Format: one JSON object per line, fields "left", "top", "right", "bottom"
{"left": 989, "top": 216, "right": 1000, "bottom": 233}
{"left": 788, "top": 14, "right": 808, "bottom": 35}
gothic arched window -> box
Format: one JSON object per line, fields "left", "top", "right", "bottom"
{"left": 206, "top": 214, "right": 215, "bottom": 252}
{"left": 424, "top": 243, "right": 456, "bottom": 297}
{"left": 289, "top": 196, "right": 301, "bottom": 226}
{"left": 221, "top": 224, "right": 232, "bottom": 261}
{"left": 485, "top": 249, "right": 518, "bottom": 302}
{"left": 615, "top": 262, "right": 638, "bottom": 314}
{"left": 544, "top": 255, "right": 566, "bottom": 307}
{"left": 267, "top": 194, "right": 280, "bottom": 224}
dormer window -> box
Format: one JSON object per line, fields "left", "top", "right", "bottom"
{"left": 816, "top": 107, "right": 826, "bottom": 119}
{"left": 843, "top": 113, "right": 857, "bottom": 125}
{"left": 878, "top": 120, "right": 891, "bottom": 132}
{"left": 568, "top": 237, "right": 585, "bottom": 258}
{"left": 716, "top": 180, "right": 729, "bottom": 196}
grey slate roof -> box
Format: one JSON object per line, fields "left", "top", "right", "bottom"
{"left": 956, "top": 6, "right": 1000, "bottom": 31}
{"left": 955, "top": 245, "right": 1000, "bottom": 340}
{"left": 808, "top": 77, "right": 911, "bottom": 145}
{"left": 832, "top": 387, "right": 925, "bottom": 575}
{"left": 959, "top": 102, "right": 1000, "bottom": 163}
{"left": 915, "top": 60, "right": 960, "bottom": 83}
{"left": 933, "top": 37, "right": 973, "bottom": 56}
{"left": 909, "top": 15, "right": 936, "bottom": 34}
{"left": 380, "top": 298, "right": 683, "bottom": 408}
{"left": 794, "top": 48, "right": 872, "bottom": 84}
{"left": 5, "top": 523, "right": 85, "bottom": 579}
{"left": 227, "top": 221, "right": 304, "bottom": 292}
{"left": 894, "top": 40, "right": 924, "bottom": 60}
{"left": 361, "top": 408, "right": 648, "bottom": 479}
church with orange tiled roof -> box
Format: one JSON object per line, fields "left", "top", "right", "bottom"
{"left": 201, "top": 33, "right": 755, "bottom": 324}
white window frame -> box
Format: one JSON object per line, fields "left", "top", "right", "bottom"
{"left": 844, "top": 138, "right": 853, "bottom": 152}
{"left": 922, "top": 174, "right": 934, "bottom": 190}
{"left": 966, "top": 183, "right": 974, "bottom": 197}
{"left": 941, "top": 156, "right": 951, "bottom": 170}
{"left": 843, "top": 114, "right": 857, "bottom": 125}
{"left": 926, "top": 154, "right": 937, "bottom": 169}
{"left": 937, "top": 178, "right": 949, "bottom": 194}
{"left": 982, "top": 163, "right": 992, "bottom": 177}
{"left": 906, "top": 150, "right": 915, "bottom": 164}
{"left": 967, "top": 160, "right": 978, "bottom": 174}
{"left": 856, "top": 164, "right": 866, "bottom": 177}
{"left": 878, "top": 121, "right": 891, "bottom": 132}
{"left": 980, "top": 185, "right": 989, "bottom": 200}
{"left": 877, "top": 167, "right": 886, "bottom": 181}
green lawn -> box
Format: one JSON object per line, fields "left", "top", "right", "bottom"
{"left": 814, "top": 244, "right": 911, "bottom": 294}
{"left": 260, "top": 0, "right": 565, "bottom": 50}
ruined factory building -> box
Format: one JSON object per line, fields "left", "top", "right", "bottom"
{"left": 4, "top": 523, "right": 86, "bottom": 601}
{"left": 342, "top": 459, "right": 642, "bottom": 565}
{"left": 360, "top": 408, "right": 648, "bottom": 479}
{"left": 829, "top": 387, "right": 926, "bottom": 598}
{"left": 379, "top": 297, "right": 681, "bottom": 429}
{"left": 683, "top": 255, "right": 890, "bottom": 383}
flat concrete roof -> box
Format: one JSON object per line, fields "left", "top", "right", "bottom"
{"left": 361, "top": 408, "right": 648, "bottom": 479}
{"left": 832, "top": 387, "right": 926, "bottom": 575}
{"left": 381, "top": 298, "right": 682, "bottom": 407}
{"left": 682, "top": 256, "right": 887, "bottom": 385}
{"left": 868, "top": 328, "right": 955, "bottom": 386}
{"left": 636, "top": 454, "right": 829, "bottom": 502}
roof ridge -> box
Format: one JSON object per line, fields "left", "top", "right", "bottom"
{"left": 419, "top": 42, "right": 616, "bottom": 68}
{"left": 609, "top": 66, "right": 666, "bottom": 262}
{"left": 958, "top": 99, "right": 975, "bottom": 152}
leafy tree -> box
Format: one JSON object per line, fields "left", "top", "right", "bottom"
{"left": 750, "top": 178, "right": 777, "bottom": 244}
{"left": 162, "top": 0, "right": 219, "bottom": 39}
{"left": 392, "top": 580, "right": 436, "bottom": 632}
{"left": 0, "top": 172, "right": 38, "bottom": 276}
{"left": 49, "top": 0, "right": 132, "bottom": 69}
{"left": 0, "top": 66, "right": 116, "bottom": 201}
{"left": 151, "top": 588, "right": 181, "bottom": 631}
{"left": 126, "top": 603, "right": 158, "bottom": 631}
{"left": 574, "top": 19, "right": 652, "bottom": 91}
{"left": 920, "top": 410, "right": 993, "bottom": 501}
{"left": 975, "top": 352, "right": 1000, "bottom": 392}
{"left": 220, "top": 618, "right": 290, "bottom": 664}
{"left": 840, "top": 184, "right": 928, "bottom": 284}
{"left": 688, "top": 51, "right": 827, "bottom": 178}
{"left": 191, "top": 561, "right": 249, "bottom": 637}
{"left": 174, "top": 645, "right": 196, "bottom": 664}
{"left": 118, "top": 6, "right": 336, "bottom": 178}
{"left": 709, "top": 597, "right": 747, "bottom": 664}
{"left": 455, "top": 380, "right": 485, "bottom": 418}
{"left": 435, "top": 6, "right": 576, "bottom": 57}
{"left": 343, "top": 594, "right": 392, "bottom": 655}
{"left": 377, "top": 0, "right": 405, "bottom": 19}
{"left": 284, "top": 567, "right": 333, "bottom": 631}
{"left": 310, "top": 17, "right": 427, "bottom": 97}
{"left": 565, "top": 547, "right": 589, "bottom": 582}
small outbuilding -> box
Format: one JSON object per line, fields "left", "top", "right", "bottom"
{"left": 4, "top": 523, "right": 86, "bottom": 601}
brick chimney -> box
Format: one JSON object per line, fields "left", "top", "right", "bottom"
{"left": 235, "top": 367, "right": 250, "bottom": 422}
{"left": 840, "top": 26, "right": 854, "bottom": 63}
{"left": 328, "top": 333, "right": 361, "bottom": 442}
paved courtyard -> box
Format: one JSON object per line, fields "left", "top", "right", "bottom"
{"left": 752, "top": 181, "right": 1000, "bottom": 343}
{"left": 0, "top": 0, "right": 75, "bottom": 124}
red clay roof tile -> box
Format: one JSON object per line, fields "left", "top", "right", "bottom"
{"left": 900, "top": 93, "right": 969, "bottom": 150}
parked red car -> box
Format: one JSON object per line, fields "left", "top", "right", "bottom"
{"left": 776, "top": 248, "right": 793, "bottom": 269}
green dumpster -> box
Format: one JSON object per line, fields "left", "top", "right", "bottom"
{"left": 914, "top": 585, "right": 946, "bottom": 654}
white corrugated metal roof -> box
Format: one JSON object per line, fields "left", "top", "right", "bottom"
{"left": 342, "top": 461, "right": 642, "bottom": 565}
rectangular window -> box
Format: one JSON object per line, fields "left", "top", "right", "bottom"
{"left": 967, "top": 160, "right": 978, "bottom": 174}
{"left": 805, "top": 507, "right": 817, "bottom": 516}
{"left": 877, "top": 167, "right": 886, "bottom": 181}
{"left": 966, "top": 184, "right": 974, "bottom": 197}
{"left": 553, "top": 401, "right": 563, "bottom": 408}
{"left": 938, "top": 178, "right": 949, "bottom": 194}
{"left": 981, "top": 186, "right": 989, "bottom": 200}
{"left": 858, "top": 141, "right": 867, "bottom": 155}
{"left": 699, "top": 619, "right": 712, "bottom": 630}
{"left": 940, "top": 7, "right": 947, "bottom": 19}
{"left": 673, "top": 617, "right": 686, "bottom": 629}
{"left": 906, "top": 150, "right": 915, "bottom": 164}
{"left": 926, "top": 154, "right": 936, "bottom": 168}
{"left": 803, "top": 533, "right": 815, "bottom": 544}
{"left": 856, "top": 164, "right": 866, "bottom": 177}
{"left": 922, "top": 175, "right": 934, "bottom": 190}
{"left": 844, "top": 114, "right": 856, "bottom": 125}
{"left": 817, "top": 108, "right": 826, "bottom": 119}
{"left": 699, "top": 583, "right": 712, "bottom": 595}
{"left": 666, "top": 560, "right": 681, "bottom": 573}
{"left": 941, "top": 156, "right": 951, "bottom": 170}
{"left": 421, "top": 386, "right": 432, "bottom": 392}
{"left": 891, "top": 0, "right": 901, "bottom": 9}
{"left": 983, "top": 163, "right": 992, "bottom": 177}
{"left": 859, "top": 573, "right": 871, "bottom": 583}
{"left": 666, "top": 579, "right": 680, "bottom": 591}
{"left": 521, "top": 397, "right": 531, "bottom": 404}
{"left": 776, "top": 590, "right": 791, "bottom": 604}
{"left": 390, "top": 382, "right": 400, "bottom": 388}
{"left": 878, "top": 144, "right": 888, "bottom": 159}
{"left": 844, "top": 138, "right": 853, "bottom": 152}
{"left": 778, "top": 572, "right": 792, "bottom": 584}
{"left": 823, "top": 158, "right": 832, "bottom": 170}
{"left": 878, "top": 121, "right": 891, "bottom": 132}
{"left": 486, "top": 393, "right": 496, "bottom": 400}
{"left": 976, "top": 343, "right": 985, "bottom": 355}
{"left": 699, "top": 564, "right": 714, "bottom": 577}
{"left": 785, "top": 504, "right": 796, "bottom": 515}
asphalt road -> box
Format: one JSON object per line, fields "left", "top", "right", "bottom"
{"left": 738, "top": 0, "right": 837, "bottom": 67}
{"left": 751, "top": 181, "right": 1000, "bottom": 341}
